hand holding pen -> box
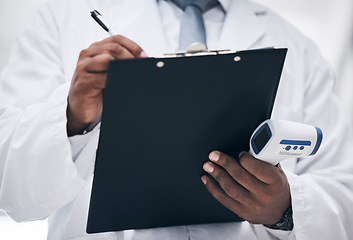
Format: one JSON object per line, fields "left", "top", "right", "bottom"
{"left": 66, "top": 10, "right": 147, "bottom": 136}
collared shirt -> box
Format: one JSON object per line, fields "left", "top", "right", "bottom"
{"left": 159, "top": 0, "right": 231, "bottom": 52}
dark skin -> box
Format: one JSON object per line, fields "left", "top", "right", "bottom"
{"left": 67, "top": 35, "right": 291, "bottom": 225}
{"left": 67, "top": 35, "right": 146, "bottom": 136}
{"left": 202, "top": 151, "right": 291, "bottom": 225}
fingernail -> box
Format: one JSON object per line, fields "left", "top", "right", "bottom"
{"left": 140, "top": 51, "right": 148, "bottom": 58}
{"left": 203, "top": 162, "right": 214, "bottom": 173}
{"left": 209, "top": 151, "right": 220, "bottom": 162}
{"left": 239, "top": 151, "right": 247, "bottom": 158}
{"left": 201, "top": 176, "right": 207, "bottom": 185}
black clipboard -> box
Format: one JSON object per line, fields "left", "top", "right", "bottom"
{"left": 87, "top": 48, "right": 287, "bottom": 234}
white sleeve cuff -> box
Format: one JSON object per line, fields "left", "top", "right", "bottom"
{"left": 69, "top": 123, "right": 101, "bottom": 181}
{"left": 251, "top": 223, "right": 295, "bottom": 240}
{"left": 69, "top": 122, "right": 100, "bottom": 160}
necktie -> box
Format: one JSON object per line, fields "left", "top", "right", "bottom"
{"left": 171, "top": 0, "right": 219, "bottom": 51}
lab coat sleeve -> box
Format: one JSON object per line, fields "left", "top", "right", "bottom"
{"left": 288, "top": 44, "right": 353, "bottom": 240}
{"left": 0, "top": 4, "right": 93, "bottom": 221}
{"left": 252, "top": 43, "right": 353, "bottom": 240}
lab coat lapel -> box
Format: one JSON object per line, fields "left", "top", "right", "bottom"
{"left": 103, "top": 0, "right": 166, "bottom": 57}
{"left": 218, "top": 0, "right": 266, "bottom": 50}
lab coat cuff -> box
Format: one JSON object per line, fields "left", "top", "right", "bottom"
{"left": 69, "top": 122, "right": 101, "bottom": 158}
{"left": 283, "top": 169, "right": 305, "bottom": 239}
{"left": 69, "top": 123, "right": 100, "bottom": 181}
{"left": 250, "top": 223, "right": 295, "bottom": 240}
{"left": 263, "top": 225, "right": 296, "bottom": 239}
{"left": 250, "top": 169, "right": 300, "bottom": 240}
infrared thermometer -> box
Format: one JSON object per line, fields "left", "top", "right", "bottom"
{"left": 249, "top": 119, "right": 323, "bottom": 165}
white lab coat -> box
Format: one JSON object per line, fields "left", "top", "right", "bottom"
{"left": 1, "top": 0, "right": 353, "bottom": 239}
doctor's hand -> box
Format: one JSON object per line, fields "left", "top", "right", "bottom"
{"left": 201, "top": 151, "right": 291, "bottom": 225}
{"left": 67, "top": 35, "right": 147, "bottom": 136}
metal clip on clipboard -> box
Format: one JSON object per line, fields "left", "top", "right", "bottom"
{"left": 162, "top": 42, "right": 237, "bottom": 58}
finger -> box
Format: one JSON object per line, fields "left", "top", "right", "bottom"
{"left": 80, "top": 54, "right": 115, "bottom": 73}
{"left": 201, "top": 175, "right": 243, "bottom": 215}
{"left": 203, "top": 162, "right": 252, "bottom": 203}
{"left": 81, "top": 43, "right": 135, "bottom": 59}
{"left": 87, "top": 72, "right": 108, "bottom": 90}
{"left": 92, "top": 35, "right": 144, "bottom": 58}
{"left": 71, "top": 72, "right": 107, "bottom": 94}
{"left": 239, "top": 152, "right": 283, "bottom": 184}
{"left": 208, "top": 151, "right": 265, "bottom": 192}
